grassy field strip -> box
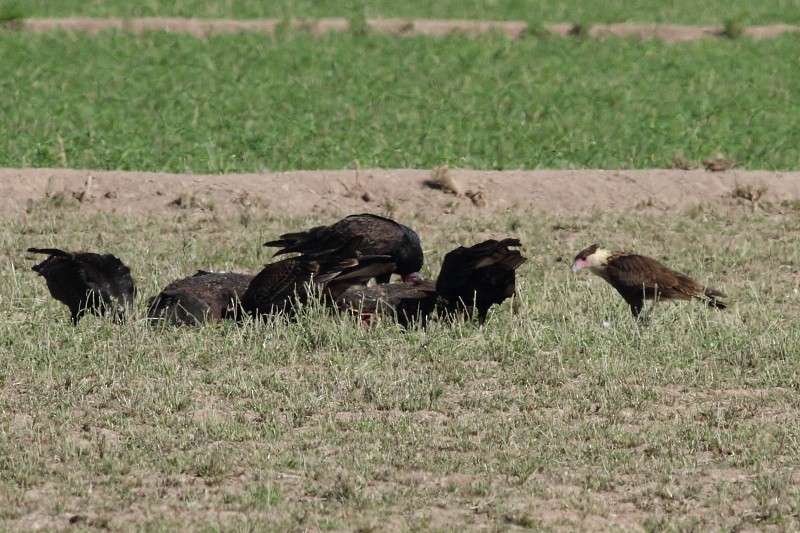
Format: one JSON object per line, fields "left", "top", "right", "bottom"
{"left": 2, "top": 31, "right": 800, "bottom": 172}
{"left": 12, "top": 0, "right": 800, "bottom": 25}
{"left": 16, "top": 18, "right": 800, "bottom": 42}
{"left": 2, "top": 202, "right": 800, "bottom": 530}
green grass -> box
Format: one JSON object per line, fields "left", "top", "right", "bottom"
{"left": 3, "top": 201, "right": 800, "bottom": 530}
{"left": 2, "top": 30, "right": 800, "bottom": 172}
{"left": 18, "top": 0, "right": 800, "bottom": 25}
{"left": 0, "top": 0, "right": 24, "bottom": 23}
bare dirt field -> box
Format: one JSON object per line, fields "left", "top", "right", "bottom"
{"left": 3, "top": 167, "right": 798, "bottom": 222}
{"left": 5, "top": 168, "right": 800, "bottom": 532}
{"left": 17, "top": 18, "right": 800, "bottom": 42}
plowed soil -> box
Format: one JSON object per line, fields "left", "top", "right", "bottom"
{"left": 4, "top": 167, "right": 798, "bottom": 221}
{"left": 17, "top": 18, "right": 800, "bottom": 42}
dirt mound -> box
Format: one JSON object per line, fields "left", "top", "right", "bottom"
{"left": 5, "top": 167, "right": 798, "bottom": 221}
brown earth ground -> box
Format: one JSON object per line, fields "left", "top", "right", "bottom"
{"left": 5, "top": 168, "right": 800, "bottom": 532}
{"left": 15, "top": 17, "right": 800, "bottom": 42}
{"left": 3, "top": 167, "right": 798, "bottom": 221}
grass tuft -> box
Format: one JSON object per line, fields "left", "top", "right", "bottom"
{"left": 721, "top": 18, "right": 745, "bottom": 39}
{"left": 0, "top": 0, "right": 24, "bottom": 25}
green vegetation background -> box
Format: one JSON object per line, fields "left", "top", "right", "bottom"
{"left": 2, "top": 29, "right": 799, "bottom": 172}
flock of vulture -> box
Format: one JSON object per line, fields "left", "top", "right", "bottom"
{"left": 26, "top": 213, "right": 728, "bottom": 328}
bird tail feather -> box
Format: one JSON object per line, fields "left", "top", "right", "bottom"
{"left": 27, "top": 247, "right": 73, "bottom": 257}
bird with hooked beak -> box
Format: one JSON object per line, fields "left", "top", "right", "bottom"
{"left": 571, "top": 243, "right": 727, "bottom": 318}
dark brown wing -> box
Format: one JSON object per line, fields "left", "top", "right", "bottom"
{"left": 240, "top": 258, "right": 321, "bottom": 317}
{"left": 436, "top": 238, "right": 526, "bottom": 323}
{"left": 74, "top": 252, "right": 137, "bottom": 311}
{"left": 605, "top": 253, "right": 716, "bottom": 316}
{"left": 27, "top": 247, "right": 74, "bottom": 258}
{"left": 148, "top": 272, "right": 253, "bottom": 325}
{"left": 606, "top": 254, "right": 703, "bottom": 297}
{"left": 324, "top": 255, "right": 396, "bottom": 301}
{"left": 264, "top": 214, "right": 423, "bottom": 281}
{"left": 30, "top": 253, "right": 89, "bottom": 324}
{"left": 338, "top": 280, "right": 439, "bottom": 327}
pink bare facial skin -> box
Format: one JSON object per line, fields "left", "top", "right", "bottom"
{"left": 403, "top": 272, "right": 424, "bottom": 284}
{"left": 572, "top": 259, "right": 588, "bottom": 272}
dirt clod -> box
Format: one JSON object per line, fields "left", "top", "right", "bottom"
{"left": 670, "top": 150, "right": 700, "bottom": 170}
{"left": 424, "top": 165, "right": 461, "bottom": 195}
{"left": 465, "top": 189, "right": 488, "bottom": 207}
{"left": 704, "top": 156, "right": 734, "bottom": 172}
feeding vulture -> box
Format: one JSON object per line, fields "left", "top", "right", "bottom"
{"left": 241, "top": 237, "right": 395, "bottom": 319}
{"left": 435, "top": 238, "right": 527, "bottom": 324}
{"left": 339, "top": 238, "right": 526, "bottom": 326}
{"left": 337, "top": 273, "right": 440, "bottom": 327}
{"left": 571, "top": 243, "right": 727, "bottom": 318}
{"left": 147, "top": 271, "right": 254, "bottom": 326}
{"left": 264, "top": 213, "right": 423, "bottom": 283}
{"left": 27, "top": 247, "right": 136, "bottom": 325}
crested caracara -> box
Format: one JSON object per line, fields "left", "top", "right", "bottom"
{"left": 572, "top": 243, "right": 726, "bottom": 317}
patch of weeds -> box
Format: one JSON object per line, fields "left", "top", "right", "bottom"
{"left": 670, "top": 149, "right": 700, "bottom": 170}
{"left": 423, "top": 164, "right": 461, "bottom": 195}
{"left": 522, "top": 20, "right": 552, "bottom": 40}
{"left": 170, "top": 191, "right": 215, "bottom": 211}
{"left": 382, "top": 198, "right": 396, "bottom": 217}
{"left": 273, "top": 18, "right": 293, "bottom": 38}
{"left": 249, "top": 482, "right": 282, "bottom": 508}
{"left": 397, "top": 20, "right": 415, "bottom": 35}
{"left": 0, "top": 0, "right": 24, "bottom": 28}
{"left": 751, "top": 473, "right": 792, "bottom": 524}
{"left": 568, "top": 22, "right": 591, "bottom": 38}
{"left": 193, "top": 449, "right": 227, "bottom": 483}
{"left": 312, "top": 471, "right": 364, "bottom": 504}
{"left": 504, "top": 512, "right": 541, "bottom": 528}
{"left": 348, "top": 6, "right": 369, "bottom": 37}
{"left": 703, "top": 155, "right": 734, "bottom": 171}
{"left": 721, "top": 18, "right": 745, "bottom": 39}
{"left": 780, "top": 199, "right": 800, "bottom": 211}
{"left": 38, "top": 191, "right": 79, "bottom": 211}
{"left": 731, "top": 182, "right": 766, "bottom": 210}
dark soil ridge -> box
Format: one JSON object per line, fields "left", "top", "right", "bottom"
{"left": 13, "top": 18, "right": 800, "bottom": 42}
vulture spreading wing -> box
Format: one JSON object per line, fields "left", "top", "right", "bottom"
{"left": 241, "top": 237, "right": 393, "bottom": 318}
{"left": 338, "top": 238, "right": 526, "bottom": 327}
